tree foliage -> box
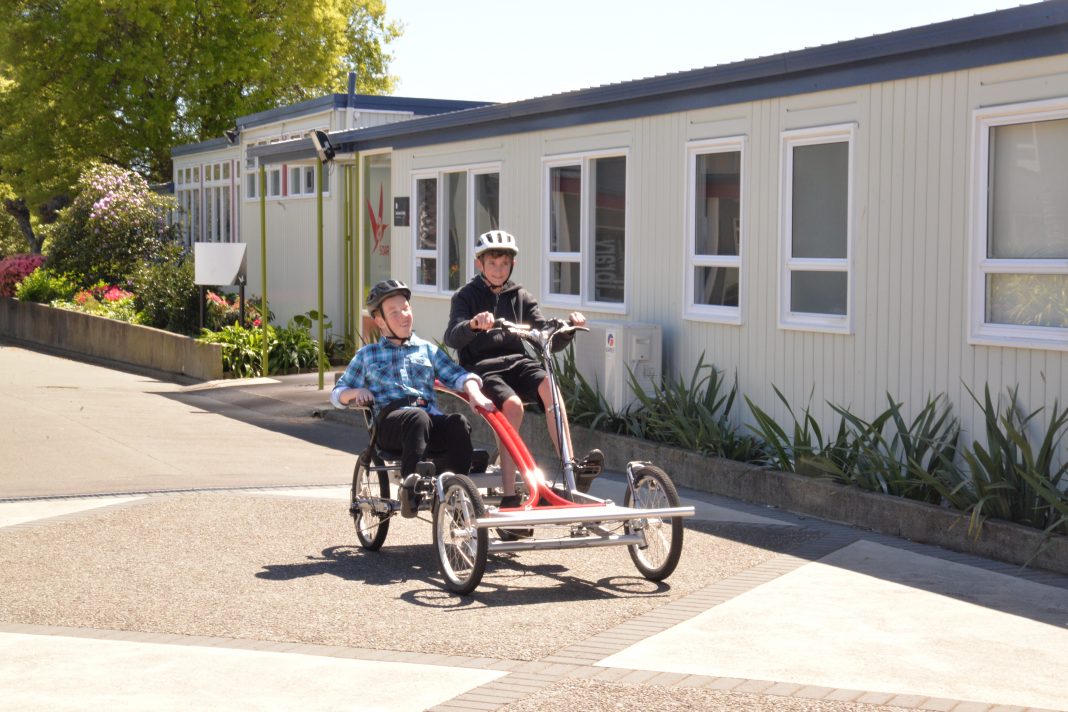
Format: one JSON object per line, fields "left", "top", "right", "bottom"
{"left": 0, "top": 0, "right": 400, "bottom": 247}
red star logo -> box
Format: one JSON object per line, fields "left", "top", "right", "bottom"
{"left": 367, "top": 185, "right": 389, "bottom": 255}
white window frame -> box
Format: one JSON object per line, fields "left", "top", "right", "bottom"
{"left": 409, "top": 163, "right": 502, "bottom": 296}
{"left": 778, "top": 124, "right": 855, "bottom": 334}
{"left": 685, "top": 136, "right": 746, "bottom": 324}
{"left": 541, "top": 149, "right": 629, "bottom": 313}
{"left": 969, "top": 97, "right": 1068, "bottom": 351}
{"left": 267, "top": 166, "right": 282, "bottom": 199}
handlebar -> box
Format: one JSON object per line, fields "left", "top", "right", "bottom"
{"left": 493, "top": 317, "right": 588, "bottom": 347}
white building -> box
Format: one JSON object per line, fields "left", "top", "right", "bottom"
{"left": 176, "top": 2, "right": 1068, "bottom": 440}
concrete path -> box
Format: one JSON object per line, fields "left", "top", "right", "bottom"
{"left": 2, "top": 342, "right": 1066, "bottom": 712}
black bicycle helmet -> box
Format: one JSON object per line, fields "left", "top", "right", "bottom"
{"left": 366, "top": 279, "right": 411, "bottom": 315}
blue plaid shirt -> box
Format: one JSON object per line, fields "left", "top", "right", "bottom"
{"left": 330, "top": 334, "right": 480, "bottom": 414}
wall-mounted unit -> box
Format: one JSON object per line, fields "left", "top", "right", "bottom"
{"left": 571, "top": 320, "right": 662, "bottom": 412}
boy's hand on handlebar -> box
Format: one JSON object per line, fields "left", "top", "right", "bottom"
{"left": 469, "top": 311, "right": 496, "bottom": 331}
{"left": 568, "top": 311, "right": 586, "bottom": 327}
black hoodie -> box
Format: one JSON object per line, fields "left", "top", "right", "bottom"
{"left": 444, "top": 276, "right": 574, "bottom": 376}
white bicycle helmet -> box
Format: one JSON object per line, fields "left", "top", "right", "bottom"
{"left": 474, "top": 230, "right": 519, "bottom": 258}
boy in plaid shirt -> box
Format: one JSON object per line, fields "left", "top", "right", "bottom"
{"left": 333, "top": 280, "right": 494, "bottom": 486}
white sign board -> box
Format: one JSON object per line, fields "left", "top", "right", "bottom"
{"left": 194, "top": 243, "right": 247, "bottom": 286}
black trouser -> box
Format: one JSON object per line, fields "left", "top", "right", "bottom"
{"left": 376, "top": 407, "right": 473, "bottom": 477}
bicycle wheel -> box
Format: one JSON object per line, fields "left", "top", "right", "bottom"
{"left": 624, "top": 464, "right": 684, "bottom": 581}
{"left": 351, "top": 453, "right": 391, "bottom": 551}
{"left": 433, "top": 474, "right": 488, "bottom": 595}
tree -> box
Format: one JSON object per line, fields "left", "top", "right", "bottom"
{"left": 0, "top": 0, "right": 401, "bottom": 251}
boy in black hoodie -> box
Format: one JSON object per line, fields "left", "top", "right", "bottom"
{"left": 445, "top": 230, "right": 603, "bottom": 507}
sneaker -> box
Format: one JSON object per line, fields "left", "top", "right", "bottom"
{"left": 399, "top": 473, "right": 422, "bottom": 518}
{"left": 497, "top": 494, "right": 523, "bottom": 509}
{"left": 495, "top": 494, "right": 532, "bottom": 540}
{"left": 575, "top": 449, "right": 604, "bottom": 494}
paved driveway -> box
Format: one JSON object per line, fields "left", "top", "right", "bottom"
{"left": 2, "top": 343, "right": 1067, "bottom": 712}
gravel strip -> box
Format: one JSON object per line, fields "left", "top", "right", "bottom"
{"left": 498, "top": 679, "right": 912, "bottom": 712}
{"left": 0, "top": 493, "right": 818, "bottom": 660}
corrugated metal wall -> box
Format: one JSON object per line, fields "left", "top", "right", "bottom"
{"left": 393, "top": 54, "right": 1068, "bottom": 443}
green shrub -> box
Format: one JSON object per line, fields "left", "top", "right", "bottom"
{"left": 12, "top": 266, "right": 77, "bottom": 303}
{"left": 199, "top": 318, "right": 323, "bottom": 378}
{"left": 47, "top": 162, "right": 179, "bottom": 285}
{"left": 131, "top": 243, "right": 199, "bottom": 335}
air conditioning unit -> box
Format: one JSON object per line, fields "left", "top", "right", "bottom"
{"left": 570, "top": 320, "right": 662, "bottom": 412}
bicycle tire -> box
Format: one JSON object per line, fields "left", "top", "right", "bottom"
{"left": 624, "top": 464, "right": 684, "bottom": 581}
{"left": 433, "top": 474, "right": 488, "bottom": 594}
{"left": 352, "top": 453, "right": 391, "bottom": 550}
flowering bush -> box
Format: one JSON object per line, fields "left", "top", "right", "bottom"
{"left": 47, "top": 162, "right": 179, "bottom": 285}
{"left": 205, "top": 290, "right": 263, "bottom": 330}
{"left": 0, "top": 253, "right": 45, "bottom": 297}
{"left": 52, "top": 282, "right": 140, "bottom": 323}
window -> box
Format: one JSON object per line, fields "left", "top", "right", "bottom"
{"left": 971, "top": 99, "right": 1068, "bottom": 350}
{"left": 411, "top": 166, "right": 500, "bottom": 293}
{"left": 686, "top": 137, "right": 744, "bottom": 322}
{"left": 173, "top": 160, "right": 238, "bottom": 246}
{"left": 779, "top": 125, "right": 854, "bottom": 333}
{"left": 544, "top": 152, "right": 627, "bottom": 309}
{"left": 268, "top": 167, "right": 282, "bottom": 198}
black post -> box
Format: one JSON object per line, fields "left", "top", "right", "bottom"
{"left": 239, "top": 283, "right": 246, "bottom": 327}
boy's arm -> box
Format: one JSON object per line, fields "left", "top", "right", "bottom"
{"left": 444, "top": 289, "right": 480, "bottom": 350}
{"left": 330, "top": 350, "right": 368, "bottom": 408}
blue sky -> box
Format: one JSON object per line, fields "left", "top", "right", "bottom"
{"left": 383, "top": 0, "right": 1044, "bottom": 103}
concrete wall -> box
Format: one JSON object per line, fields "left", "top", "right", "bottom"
{"left": 0, "top": 298, "right": 223, "bottom": 382}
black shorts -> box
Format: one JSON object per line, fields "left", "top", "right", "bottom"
{"left": 479, "top": 359, "right": 547, "bottom": 407}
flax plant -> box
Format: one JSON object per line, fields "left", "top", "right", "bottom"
{"left": 962, "top": 385, "right": 1068, "bottom": 538}
{"left": 622, "top": 356, "right": 762, "bottom": 461}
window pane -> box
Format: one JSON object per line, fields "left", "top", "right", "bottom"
{"left": 205, "top": 187, "right": 214, "bottom": 241}
{"left": 445, "top": 172, "right": 467, "bottom": 291}
{"left": 792, "top": 142, "right": 848, "bottom": 259}
{"left": 417, "top": 258, "right": 437, "bottom": 287}
{"left": 988, "top": 118, "right": 1068, "bottom": 259}
{"left": 222, "top": 188, "right": 230, "bottom": 242}
{"left": 475, "top": 172, "right": 499, "bottom": 235}
{"left": 222, "top": 162, "right": 230, "bottom": 180}
{"left": 695, "top": 152, "right": 741, "bottom": 256}
{"left": 592, "top": 156, "right": 626, "bottom": 303}
{"left": 270, "top": 170, "right": 280, "bottom": 196}
{"left": 193, "top": 167, "right": 199, "bottom": 182}
{"left": 290, "top": 168, "right": 301, "bottom": 195}
{"left": 550, "top": 165, "right": 581, "bottom": 253}
{"left": 987, "top": 273, "right": 1068, "bottom": 328}
{"left": 191, "top": 189, "right": 199, "bottom": 242}
{"left": 364, "top": 154, "right": 392, "bottom": 288}
{"left": 321, "top": 166, "right": 329, "bottom": 192}
{"left": 416, "top": 178, "right": 437, "bottom": 250}
{"left": 694, "top": 266, "right": 739, "bottom": 307}
{"left": 246, "top": 174, "right": 255, "bottom": 199}
{"left": 305, "top": 166, "right": 315, "bottom": 194}
{"left": 791, "top": 270, "right": 847, "bottom": 315}
{"left": 550, "top": 262, "right": 580, "bottom": 296}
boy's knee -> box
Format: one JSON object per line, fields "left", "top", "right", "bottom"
{"left": 444, "top": 412, "right": 471, "bottom": 437}
{"left": 502, "top": 396, "right": 524, "bottom": 417}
